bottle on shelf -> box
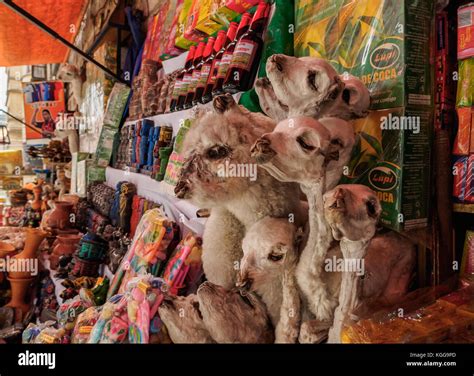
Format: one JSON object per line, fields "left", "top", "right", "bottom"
{"left": 192, "top": 37, "right": 216, "bottom": 106}
{"left": 202, "top": 25, "right": 236, "bottom": 104}
{"left": 223, "top": 2, "right": 270, "bottom": 94}
{"left": 175, "top": 45, "right": 196, "bottom": 112}
{"left": 183, "top": 41, "right": 206, "bottom": 109}
{"left": 212, "top": 14, "right": 252, "bottom": 98}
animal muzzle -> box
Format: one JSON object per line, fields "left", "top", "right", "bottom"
{"left": 251, "top": 137, "right": 276, "bottom": 164}
{"left": 267, "top": 54, "right": 287, "bottom": 74}
{"left": 236, "top": 275, "right": 253, "bottom": 292}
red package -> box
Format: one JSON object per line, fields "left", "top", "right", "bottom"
{"left": 453, "top": 107, "right": 474, "bottom": 155}
{"left": 224, "top": 0, "right": 260, "bottom": 13}
{"left": 453, "top": 156, "right": 468, "bottom": 201}
{"left": 466, "top": 154, "right": 474, "bottom": 202}
{"left": 458, "top": 4, "right": 474, "bottom": 60}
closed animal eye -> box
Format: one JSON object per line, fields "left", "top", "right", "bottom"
{"left": 268, "top": 253, "right": 284, "bottom": 262}
{"left": 296, "top": 136, "right": 316, "bottom": 151}
{"left": 206, "top": 145, "right": 230, "bottom": 159}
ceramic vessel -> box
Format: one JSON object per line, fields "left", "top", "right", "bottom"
{"left": 50, "top": 233, "right": 82, "bottom": 270}
{"left": 30, "top": 185, "right": 43, "bottom": 211}
{"left": 0, "top": 241, "right": 16, "bottom": 259}
{"left": 46, "top": 201, "right": 74, "bottom": 230}
{"left": 8, "top": 228, "right": 47, "bottom": 279}
{"left": 6, "top": 276, "right": 35, "bottom": 315}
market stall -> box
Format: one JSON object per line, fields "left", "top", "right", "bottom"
{"left": 0, "top": 0, "right": 473, "bottom": 347}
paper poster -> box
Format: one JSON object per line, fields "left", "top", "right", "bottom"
{"left": 22, "top": 81, "right": 65, "bottom": 139}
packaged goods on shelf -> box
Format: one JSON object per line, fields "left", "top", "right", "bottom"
{"left": 103, "top": 83, "right": 131, "bottom": 128}
{"left": 107, "top": 208, "right": 179, "bottom": 298}
{"left": 457, "top": 58, "right": 474, "bottom": 107}
{"left": 295, "top": 0, "right": 433, "bottom": 111}
{"left": 175, "top": 0, "right": 198, "bottom": 50}
{"left": 453, "top": 155, "right": 474, "bottom": 203}
{"left": 162, "top": 232, "right": 203, "bottom": 295}
{"left": 458, "top": 3, "right": 474, "bottom": 60}
{"left": 142, "top": 0, "right": 182, "bottom": 61}
{"left": 454, "top": 107, "right": 474, "bottom": 155}
{"left": 295, "top": 0, "right": 434, "bottom": 231}
{"left": 94, "top": 125, "right": 118, "bottom": 168}
{"left": 163, "top": 119, "right": 192, "bottom": 188}
{"left": 340, "top": 107, "right": 432, "bottom": 231}
{"left": 342, "top": 287, "right": 474, "bottom": 343}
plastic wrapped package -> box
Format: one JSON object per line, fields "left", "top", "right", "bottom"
{"left": 163, "top": 119, "right": 192, "bottom": 189}
{"left": 107, "top": 208, "right": 177, "bottom": 298}
{"left": 453, "top": 155, "right": 474, "bottom": 203}
{"left": 34, "top": 327, "right": 69, "bottom": 344}
{"left": 174, "top": 0, "right": 196, "bottom": 50}
{"left": 453, "top": 107, "right": 474, "bottom": 156}
{"left": 57, "top": 291, "right": 94, "bottom": 332}
{"left": 343, "top": 287, "right": 474, "bottom": 343}
{"left": 71, "top": 307, "right": 100, "bottom": 344}
{"left": 162, "top": 232, "right": 203, "bottom": 295}
{"left": 22, "top": 321, "right": 56, "bottom": 344}
{"left": 457, "top": 58, "right": 474, "bottom": 107}
{"left": 126, "top": 275, "right": 168, "bottom": 344}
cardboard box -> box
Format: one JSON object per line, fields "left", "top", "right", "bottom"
{"left": 295, "top": 0, "right": 434, "bottom": 110}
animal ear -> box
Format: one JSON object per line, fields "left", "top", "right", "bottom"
{"left": 213, "top": 93, "right": 237, "bottom": 114}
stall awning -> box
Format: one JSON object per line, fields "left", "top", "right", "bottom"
{"left": 0, "top": 0, "right": 87, "bottom": 66}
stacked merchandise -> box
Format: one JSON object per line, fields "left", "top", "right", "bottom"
{"left": 113, "top": 120, "right": 174, "bottom": 181}
{"left": 295, "top": 0, "right": 434, "bottom": 232}
{"left": 342, "top": 286, "right": 474, "bottom": 343}
{"left": 22, "top": 209, "right": 202, "bottom": 344}
{"left": 127, "top": 1, "right": 270, "bottom": 118}
{"left": 453, "top": 4, "right": 474, "bottom": 206}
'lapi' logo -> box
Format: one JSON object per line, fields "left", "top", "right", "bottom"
{"left": 369, "top": 167, "right": 398, "bottom": 191}
{"left": 370, "top": 43, "right": 400, "bottom": 69}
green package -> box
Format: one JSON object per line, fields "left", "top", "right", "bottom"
{"left": 103, "top": 83, "right": 130, "bottom": 128}
{"left": 295, "top": 0, "right": 434, "bottom": 110}
{"left": 94, "top": 124, "right": 118, "bottom": 167}
{"left": 457, "top": 58, "right": 474, "bottom": 107}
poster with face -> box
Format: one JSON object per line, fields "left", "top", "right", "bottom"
{"left": 22, "top": 81, "right": 65, "bottom": 139}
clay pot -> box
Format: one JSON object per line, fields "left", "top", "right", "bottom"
{"left": 46, "top": 201, "right": 74, "bottom": 230}
{"left": 31, "top": 185, "right": 43, "bottom": 211}
{"left": 0, "top": 241, "right": 16, "bottom": 259}
{"left": 8, "top": 228, "right": 47, "bottom": 279}
{"left": 61, "top": 194, "right": 80, "bottom": 207}
{"left": 50, "top": 233, "right": 82, "bottom": 270}
{"left": 6, "top": 276, "right": 35, "bottom": 315}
